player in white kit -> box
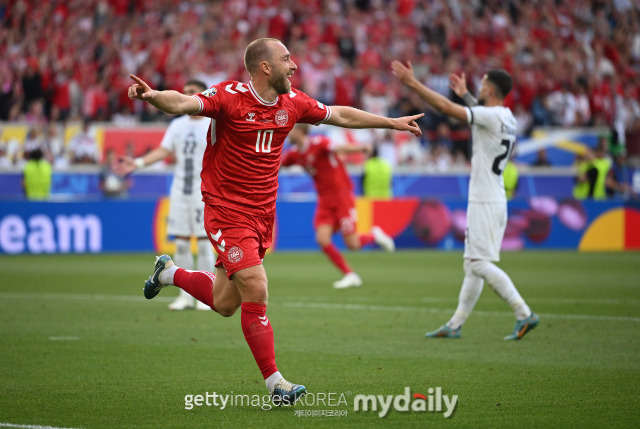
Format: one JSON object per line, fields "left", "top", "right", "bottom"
{"left": 117, "top": 80, "right": 216, "bottom": 310}
{"left": 391, "top": 62, "right": 539, "bottom": 340}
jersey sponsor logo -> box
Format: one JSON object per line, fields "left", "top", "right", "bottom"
{"left": 228, "top": 246, "right": 243, "bottom": 263}
{"left": 246, "top": 112, "right": 256, "bottom": 122}
{"left": 202, "top": 88, "right": 217, "bottom": 97}
{"left": 225, "top": 83, "right": 249, "bottom": 94}
{"left": 275, "top": 109, "right": 289, "bottom": 126}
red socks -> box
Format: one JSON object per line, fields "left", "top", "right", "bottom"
{"left": 241, "top": 302, "right": 278, "bottom": 379}
{"left": 173, "top": 271, "right": 278, "bottom": 380}
{"left": 359, "top": 233, "right": 375, "bottom": 247}
{"left": 174, "top": 268, "right": 215, "bottom": 310}
{"left": 321, "top": 243, "right": 352, "bottom": 274}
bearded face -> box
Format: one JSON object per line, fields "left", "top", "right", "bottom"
{"left": 269, "top": 65, "right": 291, "bottom": 95}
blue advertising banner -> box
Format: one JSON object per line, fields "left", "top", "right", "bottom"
{"left": 0, "top": 200, "right": 157, "bottom": 254}
{"left": 1, "top": 198, "right": 638, "bottom": 254}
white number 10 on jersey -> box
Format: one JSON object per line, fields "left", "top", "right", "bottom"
{"left": 255, "top": 129, "right": 274, "bottom": 153}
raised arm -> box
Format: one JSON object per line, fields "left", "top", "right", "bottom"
{"left": 127, "top": 74, "right": 201, "bottom": 115}
{"left": 325, "top": 105, "right": 423, "bottom": 137}
{"left": 391, "top": 61, "right": 468, "bottom": 123}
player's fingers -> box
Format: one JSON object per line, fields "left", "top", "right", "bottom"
{"left": 129, "top": 74, "right": 147, "bottom": 86}
{"left": 410, "top": 121, "right": 422, "bottom": 136}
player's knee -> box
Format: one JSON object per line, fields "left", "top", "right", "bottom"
{"left": 316, "top": 235, "right": 331, "bottom": 248}
{"left": 469, "top": 259, "right": 490, "bottom": 277}
{"left": 216, "top": 302, "right": 240, "bottom": 317}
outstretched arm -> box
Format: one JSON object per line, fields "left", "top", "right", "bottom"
{"left": 391, "top": 61, "right": 468, "bottom": 123}
{"left": 449, "top": 72, "right": 478, "bottom": 107}
{"left": 127, "top": 74, "right": 201, "bottom": 115}
{"left": 325, "top": 105, "right": 423, "bottom": 137}
{"left": 114, "top": 147, "right": 172, "bottom": 175}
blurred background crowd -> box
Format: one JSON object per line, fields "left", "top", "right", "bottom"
{"left": 1, "top": 0, "right": 640, "bottom": 174}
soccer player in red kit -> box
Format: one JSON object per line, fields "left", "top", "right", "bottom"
{"left": 282, "top": 124, "right": 395, "bottom": 289}
{"left": 127, "top": 38, "right": 422, "bottom": 406}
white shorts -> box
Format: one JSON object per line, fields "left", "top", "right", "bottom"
{"left": 463, "top": 201, "right": 507, "bottom": 262}
{"left": 167, "top": 193, "right": 207, "bottom": 238}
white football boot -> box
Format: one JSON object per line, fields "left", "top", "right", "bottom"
{"left": 332, "top": 272, "right": 363, "bottom": 289}
{"left": 371, "top": 226, "right": 395, "bottom": 252}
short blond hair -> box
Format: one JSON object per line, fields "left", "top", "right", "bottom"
{"left": 244, "top": 38, "right": 281, "bottom": 75}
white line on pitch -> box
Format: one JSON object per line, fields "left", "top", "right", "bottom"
{"left": 280, "top": 301, "right": 640, "bottom": 323}
{"left": 0, "top": 292, "right": 172, "bottom": 303}
{"left": 0, "top": 292, "right": 638, "bottom": 322}
{"left": 0, "top": 423, "right": 82, "bottom": 429}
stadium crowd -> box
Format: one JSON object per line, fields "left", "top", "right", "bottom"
{"left": 1, "top": 0, "right": 640, "bottom": 168}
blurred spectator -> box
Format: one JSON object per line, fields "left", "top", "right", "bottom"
{"left": 547, "top": 85, "right": 577, "bottom": 127}
{"left": 100, "top": 149, "right": 130, "bottom": 198}
{"left": 21, "top": 60, "right": 44, "bottom": 111}
{"left": 22, "top": 148, "right": 52, "bottom": 200}
{"left": 2, "top": 0, "right": 640, "bottom": 166}
{"left": 112, "top": 105, "right": 139, "bottom": 127}
{"left": 590, "top": 137, "right": 614, "bottom": 200}
{"left": 514, "top": 102, "right": 533, "bottom": 137}
{"left": 44, "top": 122, "right": 68, "bottom": 169}
{"left": 22, "top": 128, "right": 47, "bottom": 163}
{"left": 503, "top": 159, "right": 519, "bottom": 200}
{"left": 0, "top": 142, "right": 12, "bottom": 169}
{"left": 574, "top": 137, "right": 614, "bottom": 200}
{"left": 573, "top": 151, "right": 595, "bottom": 200}
{"left": 68, "top": 120, "right": 98, "bottom": 165}
{"left": 362, "top": 145, "right": 393, "bottom": 199}
{"left": 606, "top": 150, "right": 637, "bottom": 200}
{"left": 532, "top": 148, "right": 552, "bottom": 167}
{"left": 23, "top": 99, "right": 48, "bottom": 127}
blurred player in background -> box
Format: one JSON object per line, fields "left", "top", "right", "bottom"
{"left": 282, "top": 124, "right": 395, "bottom": 289}
{"left": 117, "top": 79, "right": 215, "bottom": 311}
{"left": 392, "top": 61, "right": 538, "bottom": 341}
{"left": 127, "top": 38, "right": 423, "bottom": 405}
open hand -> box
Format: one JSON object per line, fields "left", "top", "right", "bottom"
{"left": 448, "top": 72, "right": 468, "bottom": 98}
{"left": 391, "top": 61, "right": 416, "bottom": 85}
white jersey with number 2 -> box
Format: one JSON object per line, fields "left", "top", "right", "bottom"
{"left": 465, "top": 105, "right": 517, "bottom": 203}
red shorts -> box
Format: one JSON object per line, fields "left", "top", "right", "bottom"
{"left": 204, "top": 204, "right": 274, "bottom": 277}
{"left": 314, "top": 198, "right": 356, "bottom": 235}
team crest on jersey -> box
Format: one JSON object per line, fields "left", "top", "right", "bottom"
{"left": 275, "top": 109, "right": 289, "bottom": 126}
{"left": 202, "top": 88, "right": 217, "bottom": 97}
{"left": 228, "top": 246, "right": 243, "bottom": 263}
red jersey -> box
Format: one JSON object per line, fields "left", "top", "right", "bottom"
{"left": 281, "top": 135, "right": 354, "bottom": 207}
{"left": 194, "top": 80, "right": 332, "bottom": 217}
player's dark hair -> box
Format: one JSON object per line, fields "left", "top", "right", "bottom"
{"left": 244, "top": 38, "right": 281, "bottom": 74}
{"left": 486, "top": 69, "right": 512, "bottom": 99}
{"left": 184, "top": 79, "right": 207, "bottom": 92}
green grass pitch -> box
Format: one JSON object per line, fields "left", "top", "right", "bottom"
{"left": 0, "top": 251, "right": 638, "bottom": 428}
